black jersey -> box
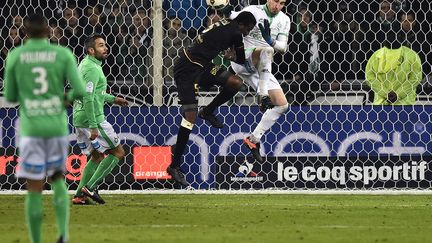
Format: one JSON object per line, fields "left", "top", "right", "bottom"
{"left": 186, "top": 19, "right": 246, "bottom": 66}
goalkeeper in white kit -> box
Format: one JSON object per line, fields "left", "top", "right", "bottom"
{"left": 202, "top": 0, "right": 291, "bottom": 162}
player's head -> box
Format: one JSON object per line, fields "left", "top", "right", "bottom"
{"left": 233, "top": 11, "right": 256, "bottom": 36}
{"left": 266, "top": 0, "right": 286, "bottom": 16}
{"left": 85, "top": 34, "right": 108, "bottom": 60}
{"left": 23, "top": 14, "right": 49, "bottom": 39}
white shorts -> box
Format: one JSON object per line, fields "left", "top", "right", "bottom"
{"left": 231, "top": 48, "right": 281, "bottom": 94}
{"left": 75, "top": 120, "right": 120, "bottom": 155}
{"left": 17, "top": 136, "right": 69, "bottom": 180}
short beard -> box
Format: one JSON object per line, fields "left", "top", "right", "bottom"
{"left": 94, "top": 53, "right": 106, "bottom": 61}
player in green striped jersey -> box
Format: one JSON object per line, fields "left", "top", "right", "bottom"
{"left": 3, "top": 14, "right": 85, "bottom": 243}
{"left": 71, "top": 34, "right": 128, "bottom": 205}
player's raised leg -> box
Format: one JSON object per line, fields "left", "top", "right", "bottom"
{"left": 244, "top": 88, "right": 288, "bottom": 162}
{"left": 228, "top": 0, "right": 291, "bottom": 162}
{"left": 199, "top": 66, "right": 244, "bottom": 129}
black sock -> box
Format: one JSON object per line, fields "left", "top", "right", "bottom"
{"left": 204, "top": 85, "right": 238, "bottom": 114}
{"left": 171, "top": 125, "right": 192, "bottom": 168}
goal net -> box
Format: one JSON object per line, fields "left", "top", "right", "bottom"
{"left": 0, "top": 0, "right": 431, "bottom": 191}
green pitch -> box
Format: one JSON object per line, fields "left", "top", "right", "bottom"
{"left": 1, "top": 194, "right": 432, "bottom": 243}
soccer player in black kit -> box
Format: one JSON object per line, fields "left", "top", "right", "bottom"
{"left": 167, "top": 11, "right": 256, "bottom": 187}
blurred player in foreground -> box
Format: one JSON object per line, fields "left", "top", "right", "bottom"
{"left": 3, "top": 14, "right": 85, "bottom": 243}
{"left": 168, "top": 12, "right": 256, "bottom": 187}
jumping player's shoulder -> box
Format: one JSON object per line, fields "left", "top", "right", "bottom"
{"left": 242, "top": 5, "right": 260, "bottom": 11}
{"left": 278, "top": 11, "right": 291, "bottom": 22}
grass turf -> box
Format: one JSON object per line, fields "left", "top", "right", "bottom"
{"left": 1, "top": 194, "right": 432, "bottom": 243}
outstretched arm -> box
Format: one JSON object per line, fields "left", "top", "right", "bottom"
{"left": 272, "top": 34, "right": 289, "bottom": 53}
{"left": 259, "top": 19, "right": 289, "bottom": 53}
{"left": 103, "top": 93, "right": 116, "bottom": 103}
{"left": 103, "top": 93, "right": 128, "bottom": 106}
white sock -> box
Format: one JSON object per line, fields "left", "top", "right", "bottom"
{"left": 250, "top": 104, "right": 288, "bottom": 143}
{"left": 257, "top": 47, "right": 274, "bottom": 96}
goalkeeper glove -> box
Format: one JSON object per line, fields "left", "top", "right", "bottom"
{"left": 258, "top": 19, "right": 275, "bottom": 46}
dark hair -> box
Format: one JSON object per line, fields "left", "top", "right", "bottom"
{"left": 23, "top": 14, "right": 48, "bottom": 38}
{"left": 233, "top": 11, "right": 256, "bottom": 26}
{"left": 84, "top": 34, "right": 105, "bottom": 53}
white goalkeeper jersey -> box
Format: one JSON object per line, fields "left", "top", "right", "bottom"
{"left": 231, "top": 4, "right": 291, "bottom": 52}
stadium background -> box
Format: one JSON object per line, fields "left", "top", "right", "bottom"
{"left": 0, "top": 0, "right": 432, "bottom": 191}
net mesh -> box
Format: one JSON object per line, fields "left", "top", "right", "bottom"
{"left": 0, "top": 0, "right": 431, "bottom": 191}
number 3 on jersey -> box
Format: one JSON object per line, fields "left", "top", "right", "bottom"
{"left": 32, "top": 67, "right": 48, "bottom": 95}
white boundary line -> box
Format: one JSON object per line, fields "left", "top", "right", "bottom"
{"left": 1, "top": 189, "right": 432, "bottom": 195}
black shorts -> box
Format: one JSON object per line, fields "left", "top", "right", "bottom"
{"left": 174, "top": 52, "right": 231, "bottom": 105}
